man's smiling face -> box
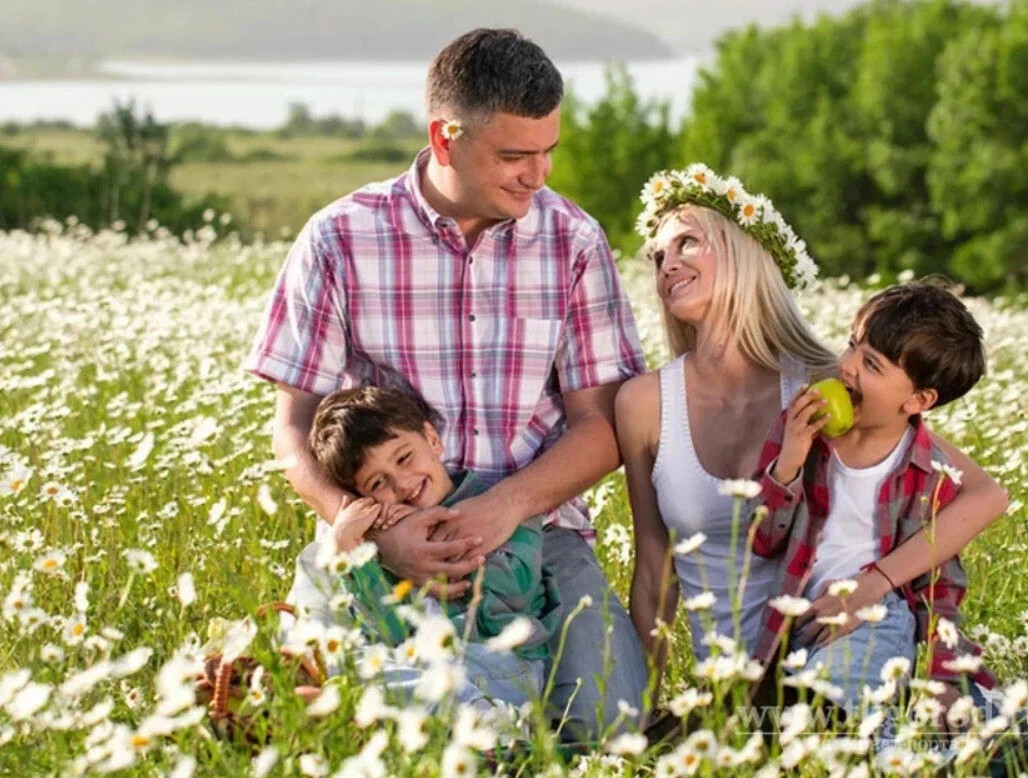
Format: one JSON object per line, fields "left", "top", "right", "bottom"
{"left": 447, "top": 108, "right": 560, "bottom": 222}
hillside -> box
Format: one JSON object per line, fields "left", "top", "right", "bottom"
{"left": 0, "top": 0, "right": 672, "bottom": 62}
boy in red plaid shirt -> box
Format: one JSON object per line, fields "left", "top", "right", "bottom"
{"left": 751, "top": 282, "right": 999, "bottom": 717}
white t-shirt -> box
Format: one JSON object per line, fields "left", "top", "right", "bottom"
{"left": 804, "top": 426, "right": 915, "bottom": 599}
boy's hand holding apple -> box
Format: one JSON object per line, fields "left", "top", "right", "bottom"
{"left": 772, "top": 386, "right": 831, "bottom": 484}
{"left": 772, "top": 379, "right": 856, "bottom": 485}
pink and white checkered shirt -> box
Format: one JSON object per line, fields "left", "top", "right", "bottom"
{"left": 246, "top": 149, "right": 645, "bottom": 536}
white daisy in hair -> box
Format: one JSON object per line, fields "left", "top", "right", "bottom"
{"left": 684, "top": 163, "right": 717, "bottom": 191}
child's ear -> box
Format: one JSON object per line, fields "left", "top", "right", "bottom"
{"left": 422, "top": 421, "right": 444, "bottom": 458}
{"left": 903, "top": 387, "right": 938, "bottom": 416}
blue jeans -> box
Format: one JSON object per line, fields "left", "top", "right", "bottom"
{"left": 541, "top": 527, "right": 649, "bottom": 742}
{"left": 284, "top": 543, "right": 544, "bottom": 710}
{"left": 790, "top": 590, "right": 917, "bottom": 714}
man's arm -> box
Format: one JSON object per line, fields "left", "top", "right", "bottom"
{"left": 273, "top": 383, "right": 350, "bottom": 523}
{"left": 439, "top": 380, "right": 624, "bottom": 556}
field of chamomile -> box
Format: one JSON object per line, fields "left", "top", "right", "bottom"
{"left": 2, "top": 219, "right": 1027, "bottom": 777}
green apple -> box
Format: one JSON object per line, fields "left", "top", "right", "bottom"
{"left": 811, "top": 378, "right": 854, "bottom": 438}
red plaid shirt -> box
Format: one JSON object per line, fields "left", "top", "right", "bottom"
{"left": 751, "top": 411, "right": 995, "bottom": 688}
{"left": 246, "top": 149, "right": 646, "bottom": 536}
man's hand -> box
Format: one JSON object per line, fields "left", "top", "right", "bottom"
{"left": 430, "top": 489, "right": 522, "bottom": 558}
{"left": 795, "top": 571, "right": 890, "bottom": 649}
{"left": 374, "top": 505, "right": 485, "bottom": 597}
{"left": 772, "top": 386, "right": 829, "bottom": 484}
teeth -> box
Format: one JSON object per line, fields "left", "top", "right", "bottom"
{"left": 668, "top": 278, "right": 695, "bottom": 296}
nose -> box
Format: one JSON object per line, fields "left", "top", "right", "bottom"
{"left": 838, "top": 349, "right": 859, "bottom": 379}
{"left": 520, "top": 154, "right": 550, "bottom": 190}
{"left": 399, "top": 476, "right": 421, "bottom": 499}
{"left": 660, "top": 251, "right": 683, "bottom": 277}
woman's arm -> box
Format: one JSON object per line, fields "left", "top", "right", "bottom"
{"left": 875, "top": 431, "right": 1008, "bottom": 589}
{"left": 800, "top": 431, "right": 1009, "bottom": 646}
{"left": 616, "top": 375, "right": 679, "bottom": 708}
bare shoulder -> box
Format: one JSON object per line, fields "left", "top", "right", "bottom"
{"left": 615, "top": 371, "right": 661, "bottom": 452}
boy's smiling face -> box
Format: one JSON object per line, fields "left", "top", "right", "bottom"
{"left": 353, "top": 423, "right": 453, "bottom": 508}
{"left": 838, "top": 330, "right": 938, "bottom": 430}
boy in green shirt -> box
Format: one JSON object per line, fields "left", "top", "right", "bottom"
{"left": 288, "top": 385, "right": 560, "bottom": 704}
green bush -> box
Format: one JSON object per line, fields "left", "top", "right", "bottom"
{"left": 549, "top": 64, "right": 678, "bottom": 255}
{"left": 0, "top": 145, "right": 229, "bottom": 235}
{"left": 334, "top": 141, "right": 410, "bottom": 164}
{"left": 550, "top": 0, "right": 1028, "bottom": 291}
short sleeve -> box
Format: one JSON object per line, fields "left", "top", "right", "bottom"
{"left": 554, "top": 227, "right": 646, "bottom": 392}
{"left": 244, "top": 217, "right": 349, "bottom": 395}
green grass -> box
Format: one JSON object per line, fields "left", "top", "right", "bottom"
{"left": 0, "top": 226, "right": 1027, "bottom": 775}
{"left": 0, "top": 127, "right": 423, "bottom": 236}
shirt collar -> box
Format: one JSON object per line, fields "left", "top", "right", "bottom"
{"left": 814, "top": 414, "right": 934, "bottom": 475}
{"left": 902, "top": 414, "right": 936, "bottom": 474}
{"left": 402, "top": 147, "right": 519, "bottom": 240}
{"left": 440, "top": 471, "right": 487, "bottom": 507}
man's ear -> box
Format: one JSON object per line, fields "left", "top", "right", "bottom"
{"left": 904, "top": 387, "right": 938, "bottom": 416}
{"left": 423, "top": 421, "right": 445, "bottom": 458}
{"left": 428, "top": 119, "right": 454, "bottom": 166}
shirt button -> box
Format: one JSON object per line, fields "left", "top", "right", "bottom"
{"left": 468, "top": 314, "right": 476, "bottom": 322}
{"left": 473, "top": 428, "right": 480, "bottom": 436}
{"left": 470, "top": 371, "right": 477, "bottom": 378}
{"left": 468, "top": 255, "right": 474, "bottom": 264}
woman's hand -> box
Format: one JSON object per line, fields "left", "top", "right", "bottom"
{"left": 772, "top": 386, "right": 829, "bottom": 484}
{"left": 794, "top": 570, "right": 891, "bottom": 649}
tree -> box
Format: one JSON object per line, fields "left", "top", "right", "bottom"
{"left": 927, "top": 0, "right": 1028, "bottom": 289}
{"left": 96, "top": 100, "right": 176, "bottom": 228}
{"left": 548, "top": 64, "right": 677, "bottom": 255}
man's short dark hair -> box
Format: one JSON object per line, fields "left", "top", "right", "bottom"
{"left": 309, "top": 386, "right": 439, "bottom": 492}
{"left": 426, "top": 28, "right": 563, "bottom": 120}
{"left": 854, "top": 280, "right": 986, "bottom": 408}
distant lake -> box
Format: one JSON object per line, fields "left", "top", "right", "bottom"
{"left": 0, "top": 58, "right": 700, "bottom": 128}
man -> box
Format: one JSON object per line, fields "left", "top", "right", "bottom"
{"left": 247, "top": 28, "right": 647, "bottom": 740}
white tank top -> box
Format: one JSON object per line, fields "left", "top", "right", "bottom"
{"left": 651, "top": 354, "right": 807, "bottom": 659}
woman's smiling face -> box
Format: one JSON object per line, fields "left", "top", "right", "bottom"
{"left": 651, "top": 209, "right": 718, "bottom": 326}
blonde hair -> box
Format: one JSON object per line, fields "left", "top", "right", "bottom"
{"left": 653, "top": 206, "right": 836, "bottom": 376}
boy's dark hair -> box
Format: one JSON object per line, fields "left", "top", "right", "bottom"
{"left": 426, "top": 28, "right": 563, "bottom": 120}
{"left": 854, "top": 280, "right": 986, "bottom": 408}
{"left": 309, "top": 386, "right": 438, "bottom": 492}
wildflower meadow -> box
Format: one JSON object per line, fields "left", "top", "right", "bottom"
{"left": 2, "top": 218, "right": 1028, "bottom": 776}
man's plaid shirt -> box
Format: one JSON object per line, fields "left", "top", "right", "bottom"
{"left": 750, "top": 411, "right": 996, "bottom": 688}
{"left": 246, "top": 149, "right": 646, "bottom": 537}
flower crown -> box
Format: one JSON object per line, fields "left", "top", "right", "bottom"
{"left": 636, "top": 163, "right": 818, "bottom": 290}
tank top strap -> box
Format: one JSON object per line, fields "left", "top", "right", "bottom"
{"left": 653, "top": 354, "right": 691, "bottom": 482}
{"left": 778, "top": 355, "right": 812, "bottom": 408}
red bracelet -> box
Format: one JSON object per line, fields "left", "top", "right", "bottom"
{"left": 868, "top": 560, "right": 897, "bottom": 591}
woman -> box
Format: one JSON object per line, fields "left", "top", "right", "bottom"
{"left": 616, "top": 164, "right": 1008, "bottom": 703}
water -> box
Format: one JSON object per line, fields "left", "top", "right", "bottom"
{"left": 0, "top": 58, "right": 700, "bottom": 128}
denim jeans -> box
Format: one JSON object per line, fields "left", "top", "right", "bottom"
{"left": 791, "top": 589, "right": 917, "bottom": 714}
{"left": 285, "top": 528, "right": 648, "bottom": 739}
{"left": 541, "top": 527, "right": 649, "bottom": 741}
{"left": 284, "top": 541, "right": 544, "bottom": 711}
